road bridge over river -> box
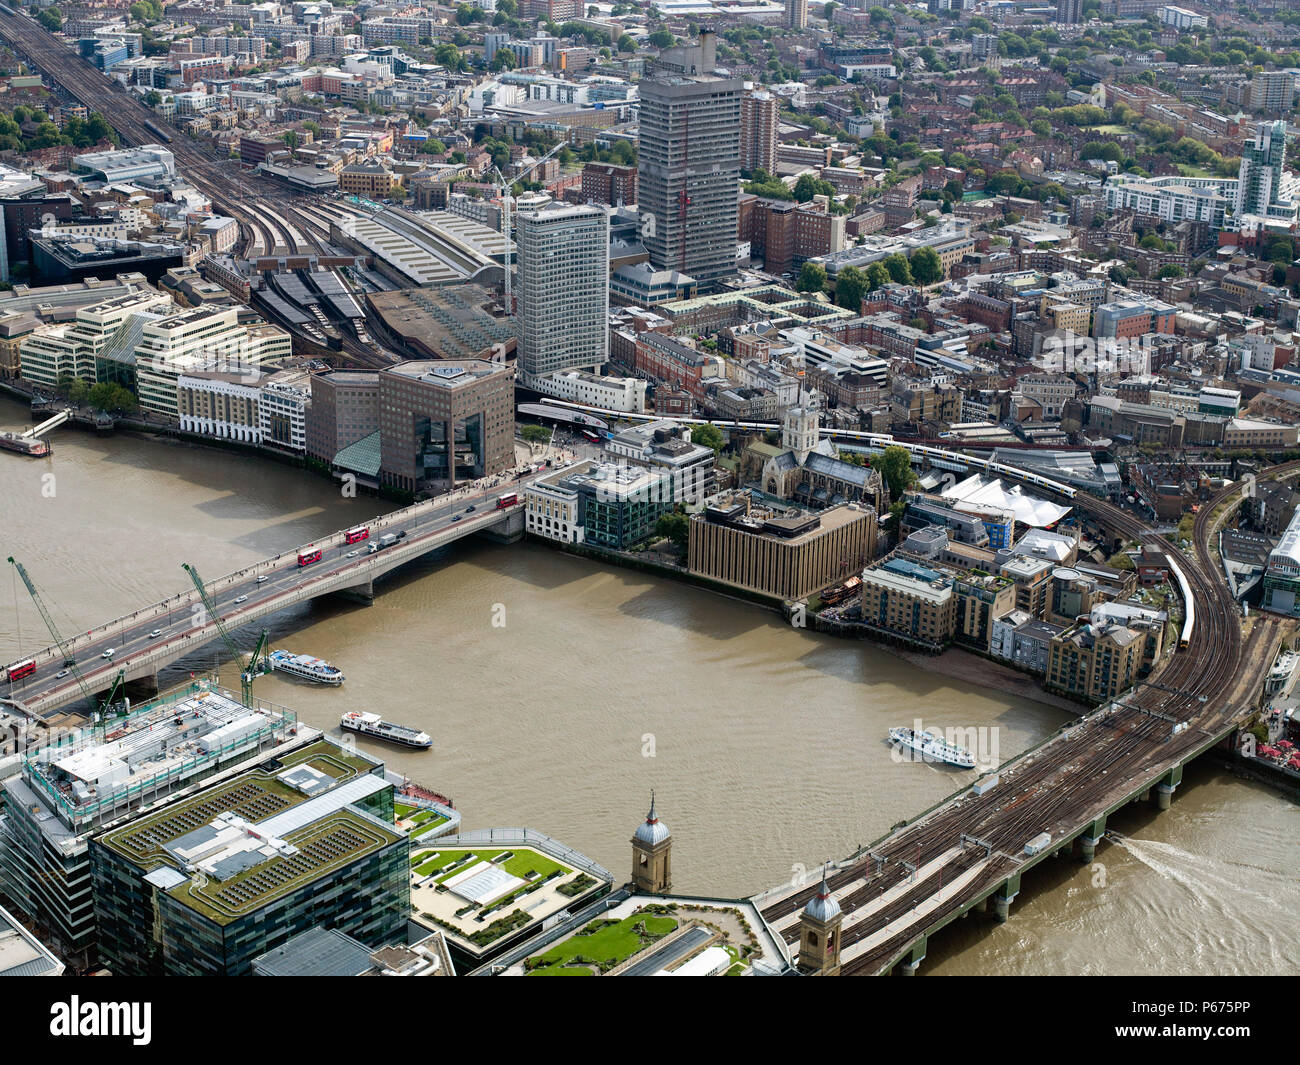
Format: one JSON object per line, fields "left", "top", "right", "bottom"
{"left": 4, "top": 478, "right": 541, "bottom": 719}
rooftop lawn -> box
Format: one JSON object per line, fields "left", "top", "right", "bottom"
{"left": 277, "top": 740, "right": 377, "bottom": 777}
{"left": 410, "top": 816, "right": 450, "bottom": 838}
{"left": 526, "top": 911, "right": 678, "bottom": 976}
{"left": 412, "top": 847, "right": 566, "bottom": 884}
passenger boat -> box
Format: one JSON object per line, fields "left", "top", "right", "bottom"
{"left": 267, "top": 649, "right": 344, "bottom": 685}
{"left": 0, "top": 431, "right": 50, "bottom": 457}
{"left": 889, "top": 726, "right": 976, "bottom": 768}
{"left": 341, "top": 711, "right": 431, "bottom": 750}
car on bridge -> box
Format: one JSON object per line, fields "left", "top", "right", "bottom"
{"left": 234, "top": 595, "right": 248, "bottom": 604}
{"left": 56, "top": 669, "right": 69, "bottom": 679}
{"left": 148, "top": 630, "right": 161, "bottom": 639}
{"left": 466, "top": 505, "right": 476, "bottom": 513}
{"left": 101, "top": 648, "right": 115, "bottom": 659}
{"left": 257, "top": 575, "right": 268, "bottom": 583}
{"left": 452, "top": 515, "right": 462, "bottom": 522}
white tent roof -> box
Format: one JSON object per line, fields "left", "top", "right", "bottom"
{"left": 942, "top": 474, "right": 1073, "bottom": 528}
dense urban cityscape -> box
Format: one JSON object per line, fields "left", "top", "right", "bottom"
{"left": 0, "top": 0, "right": 1294, "bottom": 998}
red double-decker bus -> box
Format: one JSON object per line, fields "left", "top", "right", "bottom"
{"left": 6, "top": 659, "right": 36, "bottom": 682}
{"left": 344, "top": 525, "right": 370, "bottom": 545}
{"left": 496, "top": 492, "right": 518, "bottom": 510}
{"left": 297, "top": 546, "right": 323, "bottom": 567}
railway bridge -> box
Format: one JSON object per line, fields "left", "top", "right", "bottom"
{"left": 752, "top": 469, "right": 1284, "bottom": 975}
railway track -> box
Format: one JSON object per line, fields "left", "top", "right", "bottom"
{"left": 761, "top": 464, "right": 1281, "bottom": 974}
{"left": 0, "top": 11, "right": 332, "bottom": 246}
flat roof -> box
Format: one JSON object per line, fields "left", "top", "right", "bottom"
{"left": 0, "top": 904, "right": 64, "bottom": 977}
{"left": 97, "top": 740, "right": 394, "bottom": 925}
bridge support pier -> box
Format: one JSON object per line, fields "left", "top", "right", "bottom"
{"left": 1079, "top": 815, "right": 1106, "bottom": 863}
{"left": 993, "top": 874, "right": 1020, "bottom": 923}
{"left": 121, "top": 671, "right": 159, "bottom": 703}
{"left": 331, "top": 579, "right": 375, "bottom": 605}
{"left": 476, "top": 509, "right": 525, "bottom": 544}
{"left": 1155, "top": 765, "right": 1183, "bottom": 811}
{"left": 900, "top": 938, "right": 927, "bottom": 975}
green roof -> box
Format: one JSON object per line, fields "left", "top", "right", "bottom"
{"left": 168, "top": 807, "right": 400, "bottom": 925}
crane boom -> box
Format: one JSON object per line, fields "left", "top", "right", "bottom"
{"left": 8, "top": 556, "right": 123, "bottom": 717}
{"left": 491, "top": 137, "right": 566, "bottom": 308}
{"left": 182, "top": 563, "right": 268, "bottom": 705}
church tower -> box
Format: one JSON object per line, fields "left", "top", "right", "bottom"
{"left": 631, "top": 791, "right": 672, "bottom": 894}
{"left": 797, "top": 867, "right": 843, "bottom": 975}
{"left": 782, "top": 406, "right": 820, "bottom": 465}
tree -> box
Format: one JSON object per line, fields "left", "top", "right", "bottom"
{"left": 870, "top": 445, "right": 916, "bottom": 502}
{"left": 793, "top": 173, "right": 836, "bottom": 203}
{"left": 691, "top": 423, "right": 725, "bottom": 453}
{"left": 434, "top": 43, "right": 464, "bottom": 70}
{"left": 617, "top": 34, "right": 636, "bottom": 53}
{"left": 654, "top": 511, "right": 689, "bottom": 550}
{"left": 491, "top": 48, "right": 516, "bottom": 71}
{"left": 1156, "top": 264, "right": 1185, "bottom": 279}
{"left": 795, "top": 261, "right": 827, "bottom": 293}
{"left": 909, "top": 246, "right": 943, "bottom": 286}
{"left": 648, "top": 28, "right": 675, "bottom": 48}
{"left": 835, "top": 265, "right": 867, "bottom": 310}
{"left": 865, "top": 261, "right": 890, "bottom": 291}
{"left": 87, "top": 382, "right": 136, "bottom": 414}
{"left": 521, "top": 424, "right": 551, "bottom": 446}
{"left": 36, "top": 7, "right": 63, "bottom": 31}
{"left": 882, "top": 252, "right": 912, "bottom": 285}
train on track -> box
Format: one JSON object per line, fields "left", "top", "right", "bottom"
{"left": 534, "top": 397, "right": 1080, "bottom": 500}
{"left": 1164, "top": 552, "right": 1195, "bottom": 650}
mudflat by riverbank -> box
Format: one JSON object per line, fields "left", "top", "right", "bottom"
{"left": 887, "top": 644, "right": 1084, "bottom": 715}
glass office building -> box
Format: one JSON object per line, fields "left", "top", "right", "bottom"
{"left": 90, "top": 739, "right": 408, "bottom": 976}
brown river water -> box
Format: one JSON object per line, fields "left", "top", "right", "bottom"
{"left": 1, "top": 397, "right": 1295, "bottom": 974}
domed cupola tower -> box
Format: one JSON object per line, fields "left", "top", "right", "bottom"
{"left": 798, "top": 865, "right": 843, "bottom": 975}
{"left": 631, "top": 791, "right": 672, "bottom": 894}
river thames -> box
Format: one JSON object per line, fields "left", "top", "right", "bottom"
{"left": 2, "top": 398, "right": 1295, "bottom": 974}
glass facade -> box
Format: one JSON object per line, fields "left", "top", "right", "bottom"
{"left": 91, "top": 800, "right": 409, "bottom": 977}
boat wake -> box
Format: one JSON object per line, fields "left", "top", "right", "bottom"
{"left": 1106, "top": 834, "right": 1286, "bottom": 911}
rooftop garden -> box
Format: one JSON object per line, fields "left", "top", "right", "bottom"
{"left": 525, "top": 909, "right": 679, "bottom": 976}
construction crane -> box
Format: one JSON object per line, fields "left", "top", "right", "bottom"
{"left": 182, "top": 563, "right": 270, "bottom": 706}
{"left": 488, "top": 137, "right": 567, "bottom": 308}
{"left": 8, "top": 556, "right": 126, "bottom": 719}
